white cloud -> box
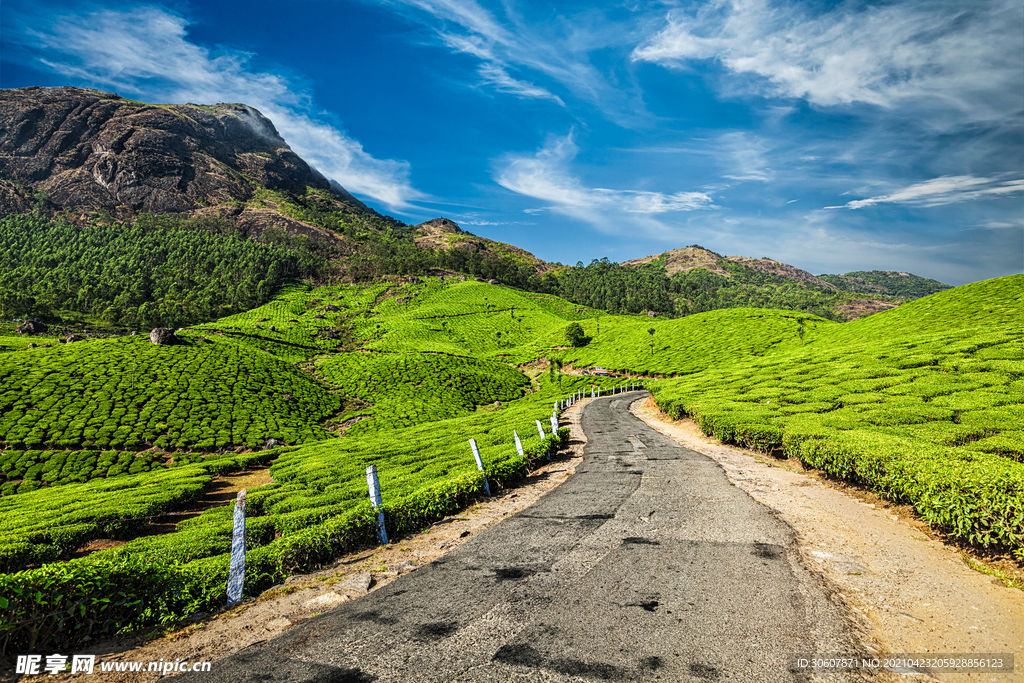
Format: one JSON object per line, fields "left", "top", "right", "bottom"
{"left": 476, "top": 64, "right": 564, "bottom": 105}
{"left": 25, "top": 6, "right": 424, "bottom": 210}
{"left": 826, "top": 175, "right": 1024, "bottom": 209}
{"left": 719, "top": 132, "right": 772, "bottom": 182}
{"left": 495, "top": 132, "right": 715, "bottom": 235}
{"left": 632, "top": 0, "right": 1022, "bottom": 124}
{"left": 378, "top": 0, "right": 623, "bottom": 112}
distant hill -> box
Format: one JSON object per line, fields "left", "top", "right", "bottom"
{"left": 618, "top": 245, "right": 906, "bottom": 320}
{"left": 412, "top": 217, "right": 552, "bottom": 274}
{"left": 817, "top": 270, "right": 952, "bottom": 299}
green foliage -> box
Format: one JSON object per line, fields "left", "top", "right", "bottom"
{"left": 651, "top": 276, "right": 1024, "bottom": 555}
{"left": 818, "top": 270, "right": 953, "bottom": 299}
{"left": 0, "top": 213, "right": 329, "bottom": 329}
{"left": 565, "top": 322, "right": 585, "bottom": 347}
{"left": 316, "top": 351, "right": 531, "bottom": 434}
{"left": 0, "top": 334, "right": 342, "bottom": 453}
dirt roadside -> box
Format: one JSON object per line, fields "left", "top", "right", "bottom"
{"left": 630, "top": 397, "right": 1023, "bottom": 683}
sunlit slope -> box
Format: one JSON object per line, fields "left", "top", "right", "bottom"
{"left": 553, "top": 308, "right": 833, "bottom": 376}
{"left": 811, "top": 274, "right": 1024, "bottom": 345}
{"left": 0, "top": 334, "right": 342, "bottom": 453}
{"left": 361, "top": 280, "right": 597, "bottom": 362}
{"left": 192, "top": 281, "right": 392, "bottom": 362}
{"left": 315, "top": 351, "right": 532, "bottom": 434}
{"left": 650, "top": 275, "right": 1024, "bottom": 555}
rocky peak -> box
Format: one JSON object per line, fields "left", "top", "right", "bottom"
{"left": 0, "top": 87, "right": 343, "bottom": 217}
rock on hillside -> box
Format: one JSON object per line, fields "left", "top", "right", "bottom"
{"left": 413, "top": 217, "right": 553, "bottom": 273}
{"left": 0, "top": 87, "right": 367, "bottom": 227}
{"left": 724, "top": 256, "right": 837, "bottom": 289}
{"left": 621, "top": 245, "right": 730, "bottom": 277}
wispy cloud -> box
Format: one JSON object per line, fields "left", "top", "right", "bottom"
{"left": 826, "top": 175, "right": 1024, "bottom": 209}
{"left": 719, "top": 131, "right": 772, "bottom": 182}
{"left": 476, "top": 63, "right": 564, "bottom": 105}
{"left": 20, "top": 6, "right": 424, "bottom": 210}
{"left": 377, "top": 0, "right": 630, "bottom": 114}
{"left": 495, "top": 132, "right": 715, "bottom": 235}
{"left": 632, "top": 0, "right": 1022, "bottom": 125}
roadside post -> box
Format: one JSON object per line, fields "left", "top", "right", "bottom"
{"left": 226, "top": 489, "right": 246, "bottom": 606}
{"left": 469, "top": 439, "right": 491, "bottom": 497}
{"left": 514, "top": 429, "right": 524, "bottom": 457}
{"left": 366, "top": 465, "right": 388, "bottom": 544}
{"left": 550, "top": 412, "right": 559, "bottom": 438}
{"left": 536, "top": 419, "right": 546, "bottom": 439}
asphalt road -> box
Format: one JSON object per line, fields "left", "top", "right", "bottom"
{"left": 181, "top": 393, "right": 859, "bottom": 682}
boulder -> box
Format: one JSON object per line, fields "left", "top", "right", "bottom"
{"left": 16, "top": 319, "right": 47, "bottom": 335}
{"left": 338, "top": 572, "right": 372, "bottom": 594}
{"left": 266, "top": 616, "right": 294, "bottom": 631}
{"left": 65, "top": 334, "right": 85, "bottom": 343}
{"left": 149, "top": 328, "right": 178, "bottom": 345}
{"left": 261, "top": 438, "right": 282, "bottom": 451}
{"left": 303, "top": 592, "right": 350, "bottom": 611}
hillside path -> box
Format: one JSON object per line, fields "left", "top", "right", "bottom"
{"left": 177, "top": 392, "right": 860, "bottom": 682}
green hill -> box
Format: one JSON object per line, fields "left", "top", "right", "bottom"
{"left": 650, "top": 276, "right": 1024, "bottom": 553}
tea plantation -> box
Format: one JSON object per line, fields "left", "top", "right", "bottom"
{"left": 650, "top": 276, "right": 1024, "bottom": 555}
{"left": 1, "top": 273, "right": 1022, "bottom": 653}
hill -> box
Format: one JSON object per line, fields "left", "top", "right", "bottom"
{"left": 818, "top": 270, "right": 953, "bottom": 299}
{"left": 413, "top": 218, "right": 552, "bottom": 274}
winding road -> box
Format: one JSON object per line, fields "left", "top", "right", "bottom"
{"left": 181, "top": 393, "right": 859, "bottom": 682}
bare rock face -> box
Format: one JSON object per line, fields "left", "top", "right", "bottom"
{"left": 149, "top": 327, "right": 178, "bottom": 345}
{"left": 0, "top": 87, "right": 338, "bottom": 217}
{"left": 16, "top": 319, "right": 47, "bottom": 335}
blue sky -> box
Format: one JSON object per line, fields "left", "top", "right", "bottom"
{"left": 2, "top": 0, "right": 1021, "bottom": 285}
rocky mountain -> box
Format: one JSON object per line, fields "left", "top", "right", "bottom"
{"left": 0, "top": 86, "right": 382, "bottom": 244}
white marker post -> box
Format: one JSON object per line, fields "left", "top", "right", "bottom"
{"left": 550, "top": 413, "right": 559, "bottom": 437}
{"left": 226, "top": 489, "right": 247, "bottom": 606}
{"left": 469, "top": 439, "right": 491, "bottom": 497}
{"left": 537, "top": 419, "right": 551, "bottom": 460}
{"left": 514, "top": 430, "right": 524, "bottom": 457}
{"left": 366, "top": 465, "right": 388, "bottom": 544}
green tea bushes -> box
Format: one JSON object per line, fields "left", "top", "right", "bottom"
{"left": 316, "top": 352, "right": 531, "bottom": 433}
{"left": 651, "top": 276, "right": 1024, "bottom": 556}
{"left": 362, "top": 280, "right": 597, "bottom": 363}
{"left": 0, "top": 466, "right": 211, "bottom": 572}
{"left": 555, "top": 308, "right": 829, "bottom": 377}
{"left": 0, "top": 335, "right": 342, "bottom": 453}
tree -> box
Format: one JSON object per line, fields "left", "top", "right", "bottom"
{"left": 647, "top": 327, "right": 656, "bottom": 356}
{"left": 565, "top": 322, "right": 585, "bottom": 347}
{"left": 548, "top": 356, "right": 563, "bottom": 390}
